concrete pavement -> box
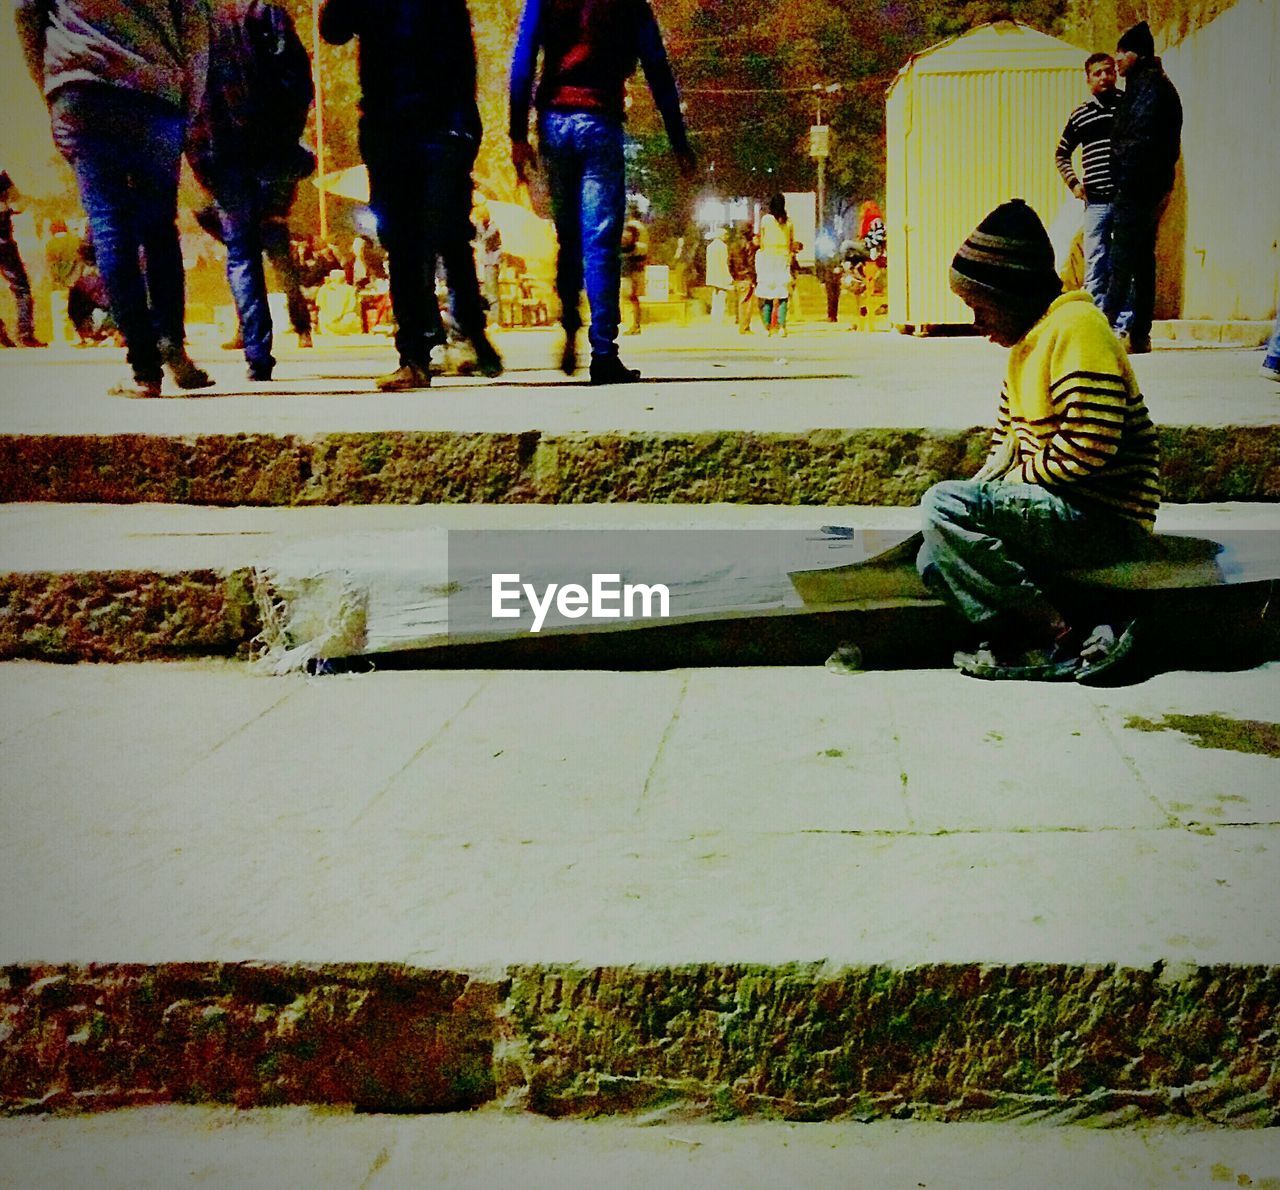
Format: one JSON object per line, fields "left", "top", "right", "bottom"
{"left": 0, "top": 326, "right": 1276, "bottom": 435}
{"left": 2, "top": 1108, "right": 1279, "bottom": 1189}
{"left": 2, "top": 659, "right": 1277, "bottom": 967}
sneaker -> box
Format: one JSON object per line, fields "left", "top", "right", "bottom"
{"left": 376, "top": 362, "right": 431, "bottom": 391}
{"left": 108, "top": 376, "right": 163, "bottom": 399}
{"left": 953, "top": 633, "right": 1081, "bottom": 682}
{"left": 589, "top": 355, "right": 641, "bottom": 385}
{"left": 1074, "top": 620, "right": 1143, "bottom": 687}
{"left": 560, "top": 335, "right": 578, "bottom": 376}
{"left": 17, "top": 335, "right": 46, "bottom": 348}
{"left": 471, "top": 335, "right": 504, "bottom": 378}
{"left": 1261, "top": 361, "right": 1280, "bottom": 382}
{"left": 163, "top": 351, "right": 215, "bottom": 390}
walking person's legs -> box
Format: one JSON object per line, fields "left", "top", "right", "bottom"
{"left": 541, "top": 114, "right": 585, "bottom": 374}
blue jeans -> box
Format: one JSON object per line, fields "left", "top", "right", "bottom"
{"left": 917, "top": 479, "right": 1151, "bottom": 631}
{"left": 539, "top": 111, "right": 626, "bottom": 359}
{"left": 50, "top": 84, "right": 187, "bottom": 382}
{"left": 1081, "top": 200, "right": 1130, "bottom": 333}
{"left": 214, "top": 170, "right": 275, "bottom": 371}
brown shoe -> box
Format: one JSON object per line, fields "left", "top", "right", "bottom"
{"left": 376, "top": 362, "right": 431, "bottom": 392}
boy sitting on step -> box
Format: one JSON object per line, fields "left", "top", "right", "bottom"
{"left": 916, "top": 199, "right": 1160, "bottom": 683}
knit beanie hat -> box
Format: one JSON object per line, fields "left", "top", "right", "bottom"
{"left": 949, "top": 199, "right": 1061, "bottom": 310}
{"left": 1117, "top": 21, "right": 1155, "bottom": 57}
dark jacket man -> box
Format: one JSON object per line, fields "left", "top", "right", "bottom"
{"left": 1102, "top": 21, "right": 1182, "bottom": 355}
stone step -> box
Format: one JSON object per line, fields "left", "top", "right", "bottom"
{"left": 1, "top": 660, "right": 1278, "bottom": 1121}
{"left": 0, "top": 336, "right": 1275, "bottom": 506}
{"left": 1, "top": 502, "right": 1276, "bottom": 663}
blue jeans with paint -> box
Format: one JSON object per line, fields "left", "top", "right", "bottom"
{"left": 50, "top": 84, "right": 187, "bottom": 383}
{"left": 916, "top": 478, "right": 1151, "bottom": 630}
{"left": 539, "top": 111, "right": 626, "bottom": 360}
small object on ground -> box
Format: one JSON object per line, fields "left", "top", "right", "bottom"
{"left": 377, "top": 362, "right": 431, "bottom": 391}
{"left": 108, "top": 376, "right": 163, "bottom": 399}
{"left": 590, "top": 355, "right": 641, "bottom": 385}
{"left": 824, "top": 643, "right": 864, "bottom": 674}
{"left": 1075, "top": 620, "right": 1143, "bottom": 686}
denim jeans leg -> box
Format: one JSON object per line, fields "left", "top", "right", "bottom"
{"left": 50, "top": 86, "right": 183, "bottom": 381}
{"left": 918, "top": 478, "right": 1152, "bottom": 631}
{"left": 1080, "top": 201, "right": 1110, "bottom": 305}
{"left": 577, "top": 117, "right": 625, "bottom": 359}
{"left": 217, "top": 178, "right": 274, "bottom": 370}
{"left": 541, "top": 115, "right": 585, "bottom": 336}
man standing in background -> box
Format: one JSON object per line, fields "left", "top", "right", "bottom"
{"left": 509, "top": 0, "right": 695, "bottom": 383}
{"left": 16, "top": 0, "right": 214, "bottom": 396}
{"left": 321, "top": 0, "right": 503, "bottom": 391}
{"left": 1102, "top": 21, "right": 1182, "bottom": 355}
{"left": 0, "top": 172, "right": 43, "bottom": 348}
{"left": 1055, "top": 52, "right": 1127, "bottom": 327}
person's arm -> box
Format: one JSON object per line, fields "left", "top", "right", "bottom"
{"left": 508, "top": 0, "right": 542, "bottom": 178}
{"left": 14, "top": 0, "right": 50, "bottom": 89}
{"left": 1054, "top": 111, "right": 1084, "bottom": 197}
{"left": 1017, "top": 324, "right": 1129, "bottom": 486}
{"left": 635, "top": 0, "right": 694, "bottom": 174}
{"left": 319, "top": 0, "right": 359, "bottom": 46}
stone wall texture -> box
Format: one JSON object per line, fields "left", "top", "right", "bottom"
{"left": 0, "top": 427, "right": 1275, "bottom": 505}
{"left": 2, "top": 963, "right": 1277, "bottom": 1124}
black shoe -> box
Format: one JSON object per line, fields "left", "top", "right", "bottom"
{"left": 376, "top": 362, "right": 431, "bottom": 391}
{"left": 471, "top": 335, "right": 504, "bottom": 378}
{"left": 1126, "top": 337, "right": 1152, "bottom": 355}
{"left": 589, "top": 354, "right": 640, "bottom": 385}
{"left": 17, "top": 335, "right": 46, "bottom": 348}
{"left": 160, "top": 344, "right": 215, "bottom": 390}
{"left": 247, "top": 361, "right": 274, "bottom": 382}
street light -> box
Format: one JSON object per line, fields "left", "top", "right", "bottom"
{"left": 810, "top": 82, "right": 841, "bottom": 239}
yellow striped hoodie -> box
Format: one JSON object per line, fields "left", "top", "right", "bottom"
{"left": 981, "top": 290, "right": 1161, "bottom": 527}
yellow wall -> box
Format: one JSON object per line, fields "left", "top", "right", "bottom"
{"left": 887, "top": 24, "right": 1094, "bottom": 328}
{"left": 1163, "top": 0, "right": 1280, "bottom": 321}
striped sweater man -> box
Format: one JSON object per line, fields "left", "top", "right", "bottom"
{"left": 1055, "top": 89, "right": 1119, "bottom": 202}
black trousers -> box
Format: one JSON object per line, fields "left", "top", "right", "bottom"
{"left": 361, "top": 127, "right": 486, "bottom": 367}
{"left": 1103, "top": 193, "right": 1167, "bottom": 346}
